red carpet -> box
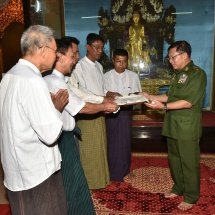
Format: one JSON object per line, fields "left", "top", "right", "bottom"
{"left": 92, "top": 153, "right": 215, "bottom": 215}
{"left": 1, "top": 153, "right": 215, "bottom": 215}
{"left": 0, "top": 205, "right": 11, "bottom": 215}
{"left": 133, "top": 110, "right": 215, "bottom": 127}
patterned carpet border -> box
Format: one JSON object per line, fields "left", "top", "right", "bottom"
{"left": 132, "top": 152, "right": 215, "bottom": 159}
{"left": 95, "top": 211, "right": 193, "bottom": 215}
{"left": 132, "top": 153, "right": 168, "bottom": 158}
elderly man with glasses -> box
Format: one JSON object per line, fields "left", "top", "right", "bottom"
{"left": 0, "top": 25, "right": 69, "bottom": 215}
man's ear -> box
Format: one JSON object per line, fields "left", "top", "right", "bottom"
{"left": 56, "top": 53, "right": 63, "bottom": 63}
{"left": 86, "top": 44, "right": 90, "bottom": 52}
{"left": 182, "top": 52, "right": 188, "bottom": 60}
{"left": 40, "top": 46, "right": 46, "bottom": 58}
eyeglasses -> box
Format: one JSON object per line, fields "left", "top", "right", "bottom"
{"left": 45, "top": 46, "right": 58, "bottom": 54}
{"left": 39, "top": 46, "right": 58, "bottom": 54}
{"left": 167, "top": 52, "right": 184, "bottom": 61}
{"left": 90, "top": 45, "right": 104, "bottom": 51}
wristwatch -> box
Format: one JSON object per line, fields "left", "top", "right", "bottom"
{"left": 163, "top": 103, "right": 168, "bottom": 111}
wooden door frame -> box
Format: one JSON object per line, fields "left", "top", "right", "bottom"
{"left": 0, "top": 42, "right": 3, "bottom": 81}
{"left": 211, "top": 10, "right": 215, "bottom": 111}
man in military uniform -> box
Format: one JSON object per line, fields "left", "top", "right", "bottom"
{"left": 141, "top": 40, "right": 207, "bottom": 211}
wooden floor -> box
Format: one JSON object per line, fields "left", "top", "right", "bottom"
{"left": 132, "top": 108, "right": 215, "bottom": 153}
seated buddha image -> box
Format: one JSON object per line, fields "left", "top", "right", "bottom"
{"left": 126, "top": 11, "right": 151, "bottom": 74}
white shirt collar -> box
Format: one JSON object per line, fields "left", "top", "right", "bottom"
{"left": 84, "top": 56, "right": 96, "bottom": 66}
{"left": 114, "top": 69, "right": 125, "bottom": 76}
{"left": 19, "top": 59, "right": 41, "bottom": 76}
{"left": 52, "top": 69, "right": 66, "bottom": 81}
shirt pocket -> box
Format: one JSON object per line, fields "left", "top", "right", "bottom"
{"left": 123, "top": 86, "right": 132, "bottom": 95}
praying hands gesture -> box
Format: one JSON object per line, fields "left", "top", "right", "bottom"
{"left": 51, "top": 89, "right": 69, "bottom": 112}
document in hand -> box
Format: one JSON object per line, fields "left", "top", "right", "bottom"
{"left": 115, "top": 94, "right": 149, "bottom": 105}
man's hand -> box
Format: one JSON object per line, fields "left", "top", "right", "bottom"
{"left": 138, "top": 92, "right": 150, "bottom": 100}
{"left": 103, "top": 102, "right": 119, "bottom": 113}
{"left": 144, "top": 100, "right": 164, "bottom": 110}
{"left": 51, "top": 89, "right": 69, "bottom": 112}
{"left": 102, "top": 96, "right": 115, "bottom": 103}
{"left": 106, "top": 91, "right": 122, "bottom": 98}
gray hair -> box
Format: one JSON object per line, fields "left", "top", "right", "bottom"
{"left": 21, "top": 25, "right": 54, "bottom": 55}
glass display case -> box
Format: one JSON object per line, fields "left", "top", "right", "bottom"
{"left": 28, "top": 0, "right": 64, "bottom": 38}
{"left": 63, "top": 0, "right": 214, "bottom": 107}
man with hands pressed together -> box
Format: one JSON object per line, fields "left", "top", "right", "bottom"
{"left": 44, "top": 39, "right": 118, "bottom": 215}
{"left": 142, "top": 41, "right": 207, "bottom": 211}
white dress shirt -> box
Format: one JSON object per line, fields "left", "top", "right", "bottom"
{"left": 68, "top": 72, "right": 104, "bottom": 104}
{"left": 44, "top": 69, "right": 86, "bottom": 131}
{"left": 73, "top": 56, "right": 106, "bottom": 96}
{"left": 104, "top": 69, "right": 142, "bottom": 95}
{"left": 0, "top": 59, "right": 63, "bottom": 191}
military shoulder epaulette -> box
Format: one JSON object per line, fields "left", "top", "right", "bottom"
{"left": 189, "top": 65, "right": 200, "bottom": 73}
{"left": 184, "top": 66, "right": 189, "bottom": 71}
{"left": 193, "top": 65, "right": 199, "bottom": 71}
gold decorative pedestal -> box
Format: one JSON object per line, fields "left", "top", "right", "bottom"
{"left": 140, "top": 78, "right": 171, "bottom": 95}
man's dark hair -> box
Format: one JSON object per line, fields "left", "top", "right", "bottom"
{"left": 55, "top": 39, "right": 70, "bottom": 55}
{"left": 168, "top": 40, "right": 192, "bottom": 57}
{"left": 86, "top": 33, "right": 104, "bottom": 45}
{"left": 113, "top": 49, "right": 128, "bottom": 59}
{"left": 43, "top": 38, "right": 69, "bottom": 76}
{"left": 61, "top": 36, "right": 80, "bottom": 45}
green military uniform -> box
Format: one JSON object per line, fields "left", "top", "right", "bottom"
{"left": 162, "top": 61, "right": 207, "bottom": 204}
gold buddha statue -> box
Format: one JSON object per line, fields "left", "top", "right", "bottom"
{"left": 126, "top": 11, "right": 151, "bottom": 74}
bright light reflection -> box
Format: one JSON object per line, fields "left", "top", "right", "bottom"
{"left": 36, "top": 0, "right": 40, "bottom": 12}
{"left": 81, "top": 16, "right": 102, "bottom": 19}
{"left": 171, "top": 12, "right": 192, "bottom": 15}
{"left": 139, "top": 62, "right": 145, "bottom": 69}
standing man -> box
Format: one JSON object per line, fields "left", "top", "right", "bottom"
{"left": 142, "top": 41, "right": 207, "bottom": 211}
{"left": 61, "top": 36, "right": 114, "bottom": 104}
{"left": 44, "top": 39, "right": 118, "bottom": 214}
{"left": 104, "top": 48, "right": 142, "bottom": 182}
{"left": 0, "top": 25, "right": 68, "bottom": 215}
{"left": 72, "top": 33, "right": 110, "bottom": 190}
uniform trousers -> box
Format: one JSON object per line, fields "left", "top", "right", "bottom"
{"left": 167, "top": 137, "right": 200, "bottom": 204}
